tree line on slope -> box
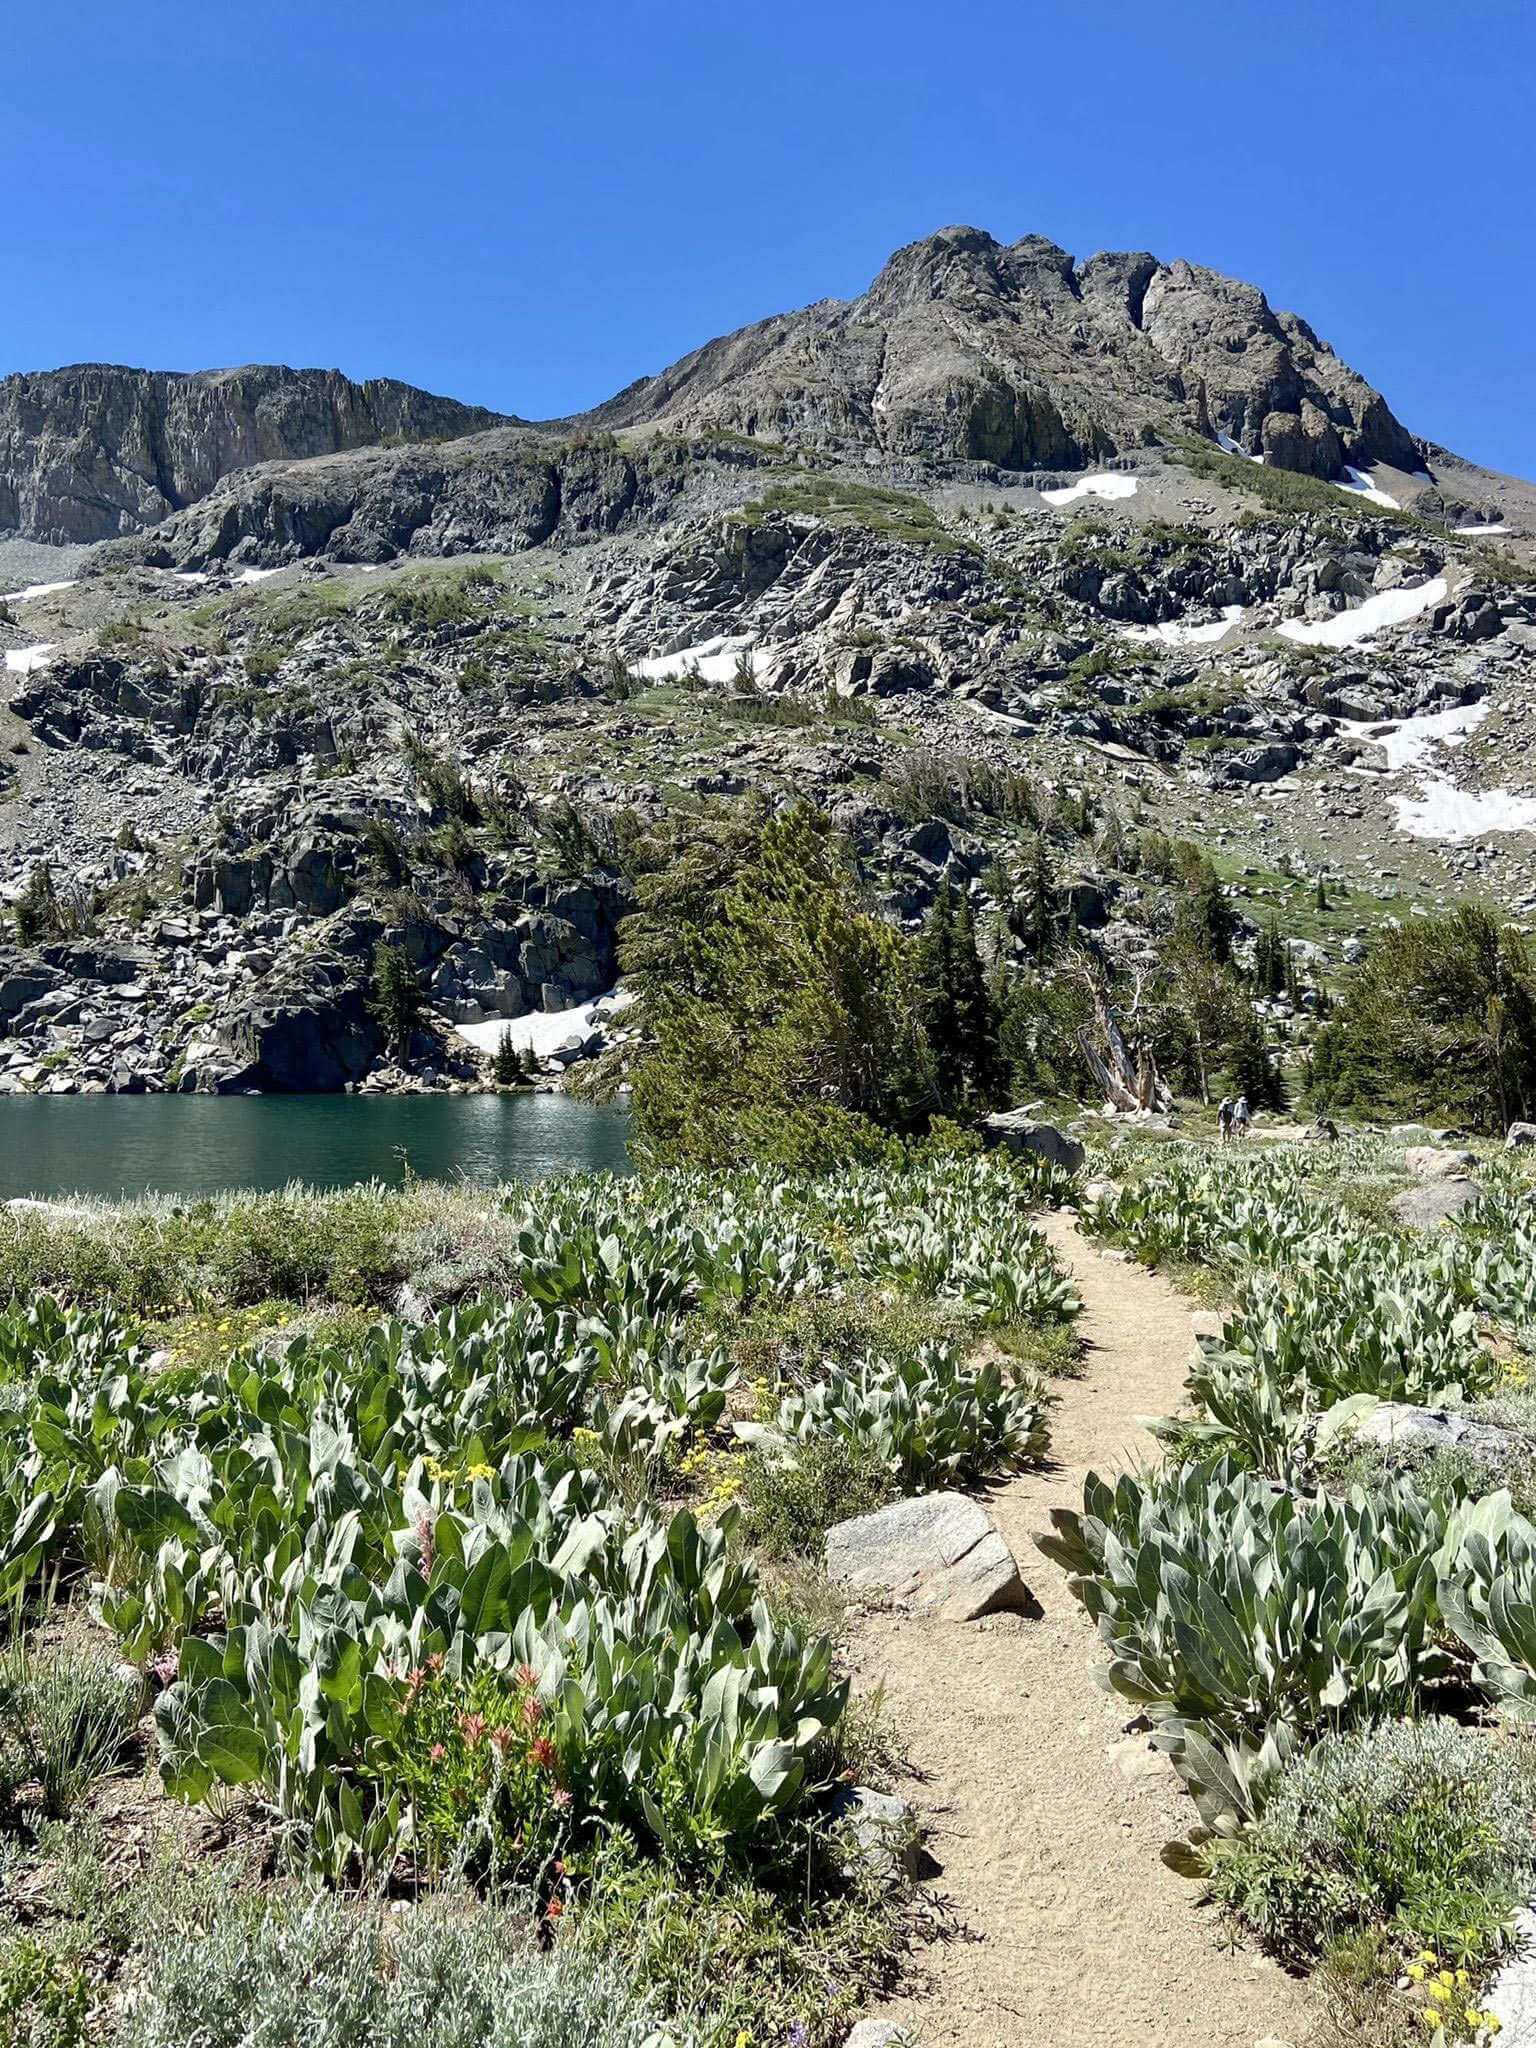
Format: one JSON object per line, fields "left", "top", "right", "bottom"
{"left": 621, "top": 801, "right": 1292, "bottom": 1167}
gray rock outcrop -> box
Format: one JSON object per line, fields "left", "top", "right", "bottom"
{"left": 1388, "top": 1176, "right": 1483, "bottom": 1230}
{"left": 0, "top": 363, "right": 504, "bottom": 544}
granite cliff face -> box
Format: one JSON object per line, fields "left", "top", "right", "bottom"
{"left": 592, "top": 226, "right": 1421, "bottom": 478}
{"left": 0, "top": 363, "right": 505, "bottom": 544}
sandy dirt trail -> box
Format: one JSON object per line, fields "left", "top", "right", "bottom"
{"left": 851, "top": 1212, "right": 1308, "bottom": 2048}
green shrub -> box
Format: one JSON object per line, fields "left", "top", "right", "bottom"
{"left": 1311, "top": 905, "right": 1536, "bottom": 1133}
{"left": 1041, "top": 1458, "right": 1454, "bottom": 1813}
{"left": 1206, "top": 1718, "right": 1536, "bottom": 1980}
{"left": 575, "top": 1829, "right": 902, "bottom": 2047}
{"left": 118, "top": 1890, "right": 657, "bottom": 2048}
{"left": 0, "top": 1938, "right": 90, "bottom": 2048}
{"left": 767, "top": 1341, "right": 1049, "bottom": 1489}
{"left": 738, "top": 1436, "right": 899, "bottom": 1558}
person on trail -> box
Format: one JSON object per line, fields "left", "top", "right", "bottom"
{"left": 1233, "top": 1093, "right": 1251, "bottom": 1139}
{"left": 1217, "top": 1097, "right": 1234, "bottom": 1144}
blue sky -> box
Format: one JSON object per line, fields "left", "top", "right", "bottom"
{"left": 6, "top": 1, "right": 1533, "bottom": 475}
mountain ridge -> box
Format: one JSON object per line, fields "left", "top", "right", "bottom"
{"left": 0, "top": 225, "right": 1485, "bottom": 561}
{"left": 0, "top": 363, "right": 507, "bottom": 546}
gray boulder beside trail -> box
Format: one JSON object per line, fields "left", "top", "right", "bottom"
{"left": 1388, "top": 1176, "right": 1482, "bottom": 1230}
{"left": 827, "top": 1784, "right": 919, "bottom": 1882}
{"left": 825, "top": 1492, "right": 1029, "bottom": 1622}
{"left": 979, "top": 1109, "right": 1085, "bottom": 1174}
{"left": 1402, "top": 1145, "right": 1479, "bottom": 1179}
{"left": 846, "top": 2024, "right": 919, "bottom": 2048}
{"left": 1339, "top": 1400, "right": 1525, "bottom": 1469}
{"left": 1508, "top": 1123, "right": 1536, "bottom": 1150}
{"left": 1486, "top": 1904, "right": 1536, "bottom": 2044}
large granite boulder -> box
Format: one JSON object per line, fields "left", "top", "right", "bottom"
{"left": 1388, "top": 1176, "right": 1482, "bottom": 1230}
{"left": 979, "top": 1110, "right": 1085, "bottom": 1173}
{"left": 209, "top": 956, "right": 380, "bottom": 1092}
{"left": 825, "top": 1493, "right": 1029, "bottom": 1623}
{"left": 0, "top": 947, "right": 63, "bottom": 1031}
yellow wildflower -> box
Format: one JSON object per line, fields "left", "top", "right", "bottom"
{"left": 466, "top": 1461, "right": 494, "bottom": 1481}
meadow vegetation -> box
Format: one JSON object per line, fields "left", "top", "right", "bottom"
{"left": 0, "top": 1149, "right": 1078, "bottom": 2046}
{"left": 1070, "top": 1133, "right": 1536, "bottom": 2042}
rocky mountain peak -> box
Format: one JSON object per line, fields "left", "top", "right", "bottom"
{"left": 592, "top": 225, "right": 1420, "bottom": 481}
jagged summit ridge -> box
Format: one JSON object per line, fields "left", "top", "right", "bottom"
{"left": 0, "top": 362, "right": 507, "bottom": 544}
{"left": 590, "top": 224, "right": 1420, "bottom": 480}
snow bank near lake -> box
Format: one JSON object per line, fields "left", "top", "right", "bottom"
{"left": 456, "top": 988, "right": 634, "bottom": 1062}
{"left": 1040, "top": 472, "right": 1139, "bottom": 507}
{"left": 1123, "top": 604, "right": 1244, "bottom": 647}
{"left": 0, "top": 580, "right": 75, "bottom": 605}
{"left": 1458, "top": 522, "right": 1510, "bottom": 536}
{"left": 631, "top": 633, "right": 766, "bottom": 684}
{"left": 1334, "top": 466, "right": 1400, "bottom": 510}
{"left": 1279, "top": 577, "right": 1446, "bottom": 648}
{"left": 4, "top": 643, "right": 55, "bottom": 675}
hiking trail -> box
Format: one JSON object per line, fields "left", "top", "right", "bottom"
{"left": 851, "top": 1211, "right": 1307, "bottom": 2048}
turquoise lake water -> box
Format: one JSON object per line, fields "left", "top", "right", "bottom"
{"left": 0, "top": 1093, "right": 630, "bottom": 1200}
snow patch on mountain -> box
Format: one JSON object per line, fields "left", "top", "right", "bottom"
{"left": 3, "top": 643, "right": 56, "bottom": 675}
{"left": 1279, "top": 578, "right": 1447, "bottom": 648}
{"left": 632, "top": 633, "right": 766, "bottom": 684}
{"left": 1039, "top": 473, "right": 1139, "bottom": 507}
{"left": 1334, "top": 466, "right": 1400, "bottom": 510}
{"left": 1123, "top": 604, "right": 1244, "bottom": 647}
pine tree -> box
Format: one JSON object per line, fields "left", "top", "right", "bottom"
{"left": 490, "top": 1028, "right": 525, "bottom": 1086}
{"left": 1174, "top": 860, "right": 1237, "bottom": 965}
{"left": 1027, "top": 835, "right": 1055, "bottom": 964}
{"left": 13, "top": 863, "right": 62, "bottom": 947}
{"left": 1227, "top": 1009, "right": 1289, "bottom": 1111}
{"left": 914, "top": 886, "right": 1004, "bottom": 1114}
{"left": 369, "top": 942, "right": 425, "bottom": 1057}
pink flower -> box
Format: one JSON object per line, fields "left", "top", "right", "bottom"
{"left": 488, "top": 1725, "right": 515, "bottom": 1755}
{"left": 529, "top": 1735, "right": 558, "bottom": 1773}
{"left": 458, "top": 1711, "right": 488, "bottom": 1748}
{"left": 428, "top": 1743, "right": 446, "bottom": 1762}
